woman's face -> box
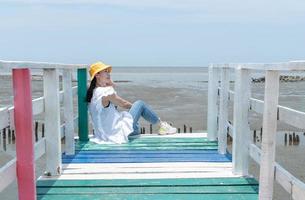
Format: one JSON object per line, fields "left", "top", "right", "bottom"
{"left": 95, "top": 68, "right": 111, "bottom": 85}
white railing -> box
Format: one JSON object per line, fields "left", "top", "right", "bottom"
{"left": 208, "top": 62, "right": 305, "bottom": 200}
{"left": 0, "top": 60, "right": 85, "bottom": 194}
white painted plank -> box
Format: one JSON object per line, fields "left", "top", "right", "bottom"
{"left": 43, "top": 69, "right": 62, "bottom": 176}
{"left": 0, "top": 158, "right": 17, "bottom": 192}
{"left": 39, "top": 171, "right": 240, "bottom": 180}
{"left": 32, "top": 97, "right": 44, "bottom": 115}
{"left": 250, "top": 98, "right": 264, "bottom": 114}
{"left": 63, "top": 162, "right": 232, "bottom": 169}
{"left": 207, "top": 65, "right": 220, "bottom": 140}
{"left": 63, "top": 69, "right": 75, "bottom": 155}
{"left": 250, "top": 144, "right": 305, "bottom": 200}
{"left": 0, "top": 60, "right": 87, "bottom": 69}
{"left": 218, "top": 67, "right": 229, "bottom": 154}
{"left": 232, "top": 68, "right": 251, "bottom": 175}
{"left": 213, "top": 61, "right": 305, "bottom": 71}
{"left": 249, "top": 143, "right": 261, "bottom": 164}
{"left": 278, "top": 105, "right": 305, "bottom": 129}
{"left": 62, "top": 166, "right": 233, "bottom": 174}
{"left": 128, "top": 133, "right": 208, "bottom": 138}
{"left": 35, "top": 138, "right": 46, "bottom": 160}
{"left": 258, "top": 70, "right": 280, "bottom": 200}
{"left": 0, "top": 107, "right": 9, "bottom": 130}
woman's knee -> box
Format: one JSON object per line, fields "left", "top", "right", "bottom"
{"left": 133, "top": 100, "right": 145, "bottom": 106}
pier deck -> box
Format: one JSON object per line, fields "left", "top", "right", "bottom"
{"left": 37, "top": 133, "right": 258, "bottom": 200}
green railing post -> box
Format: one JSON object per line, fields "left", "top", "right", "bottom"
{"left": 77, "top": 68, "right": 89, "bottom": 141}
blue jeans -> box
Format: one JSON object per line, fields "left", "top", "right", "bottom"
{"left": 128, "top": 100, "right": 159, "bottom": 135}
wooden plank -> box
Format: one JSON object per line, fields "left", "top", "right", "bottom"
{"left": 275, "top": 164, "right": 305, "bottom": 200}
{"left": 32, "top": 97, "right": 44, "bottom": 115}
{"left": 63, "top": 69, "right": 75, "bottom": 155}
{"left": 43, "top": 69, "right": 62, "bottom": 176}
{"left": 278, "top": 105, "right": 305, "bottom": 129}
{"left": 0, "top": 107, "right": 9, "bottom": 130}
{"left": 37, "top": 177, "right": 257, "bottom": 187}
{"left": 37, "top": 194, "right": 258, "bottom": 200}
{"left": 258, "top": 71, "right": 279, "bottom": 200}
{"left": 113, "top": 133, "right": 208, "bottom": 138}
{"left": 207, "top": 65, "right": 220, "bottom": 140}
{"left": 35, "top": 138, "right": 46, "bottom": 160}
{"left": 232, "top": 68, "right": 251, "bottom": 175}
{"left": 61, "top": 167, "right": 233, "bottom": 174}
{"left": 62, "top": 162, "right": 233, "bottom": 169}
{"left": 37, "top": 185, "right": 258, "bottom": 195}
{"left": 218, "top": 67, "right": 229, "bottom": 154}
{"left": 0, "top": 60, "right": 87, "bottom": 69}
{"left": 77, "top": 68, "right": 89, "bottom": 142}
{"left": 213, "top": 61, "right": 305, "bottom": 71}
{"left": 39, "top": 171, "right": 240, "bottom": 180}
{"left": 250, "top": 98, "right": 264, "bottom": 114}
{"left": 0, "top": 158, "right": 16, "bottom": 192}
{"left": 250, "top": 144, "right": 305, "bottom": 200}
{"left": 12, "top": 68, "right": 36, "bottom": 200}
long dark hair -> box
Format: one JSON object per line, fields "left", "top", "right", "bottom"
{"left": 86, "top": 77, "right": 97, "bottom": 103}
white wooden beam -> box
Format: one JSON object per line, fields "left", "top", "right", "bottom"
{"left": 258, "top": 70, "right": 280, "bottom": 200}
{"left": 0, "top": 107, "right": 9, "bottom": 130}
{"left": 250, "top": 143, "right": 305, "bottom": 200}
{"left": 63, "top": 69, "right": 75, "bottom": 155}
{"left": 218, "top": 67, "right": 229, "bottom": 154}
{"left": 232, "top": 68, "right": 251, "bottom": 175}
{"left": 43, "top": 69, "right": 62, "bottom": 176}
{"left": 0, "top": 158, "right": 16, "bottom": 192}
{"left": 0, "top": 60, "right": 87, "bottom": 69}
{"left": 207, "top": 65, "right": 220, "bottom": 140}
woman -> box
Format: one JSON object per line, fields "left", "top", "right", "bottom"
{"left": 86, "top": 61, "right": 177, "bottom": 144}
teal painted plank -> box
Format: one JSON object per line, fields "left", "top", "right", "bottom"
{"left": 76, "top": 142, "right": 218, "bottom": 148}
{"left": 75, "top": 146, "right": 218, "bottom": 151}
{"left": 77, "top": 69, "right": 89, "bottom": 142}
{"left": 37, "top": 185, "right": 258, "bottom": 195}
{"left": 37, "top": 193, "right": 258, "bottom": 200}
{"left": 37, "top": 178, "right": 258, "bottom": 187}
{"left": 127, "top": 138, "right": 214, "bottom": 143}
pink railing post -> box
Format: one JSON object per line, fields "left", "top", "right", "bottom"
{"left": 12, "top": 68, "right": 36, "bottom": 200}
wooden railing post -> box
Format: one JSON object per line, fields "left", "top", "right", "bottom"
{"left": 232, "top": 67, "right": 251, "bottom": 175}
{"left": 63, "top": 69, "right": 75, "bottom": 155}
{"left": 12, "top": 68, "right": 36, "bottom": 200}
{"left": 258, "top": 70, "right": 280, "bottom": 200}
{"left": 43, "top": 68, "right": 62, "bottom": 175}
{"left": 218, "top": 66, "right": 229, "bottom": 154}
{"left": 77, "top": 68, "right": 89, "bottom": 141}
{"left": 207, "top": 65, "right": 220, "bottom": 140}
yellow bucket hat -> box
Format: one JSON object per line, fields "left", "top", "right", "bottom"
{"left": 89, "top": 61, "right": 112, "bottom": 80}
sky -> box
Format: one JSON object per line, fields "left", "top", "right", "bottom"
{"left": 0, "top": 0, "right": 305, "bottom": 66}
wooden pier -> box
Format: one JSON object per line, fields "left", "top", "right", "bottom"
{"left": 37, "top": 134, "right": 258, "bottom": 200}
{"left": 1, "top": 60, "right": 305, "bottom": 200}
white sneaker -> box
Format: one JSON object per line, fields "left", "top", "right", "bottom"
{"left": 158, "top": 121, "right": 177, "bottom": 135}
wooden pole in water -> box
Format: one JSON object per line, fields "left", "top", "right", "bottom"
{"left": 77, "top": 68, "right": 89, "bottom": 141}
{"left": 12, "top": 68, "right": 36, "bottom": 200}
{"left": 258, "top": 70, "right": 280, "bottom": 200}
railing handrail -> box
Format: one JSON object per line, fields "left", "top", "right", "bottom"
{"left": 210, "top": 66, "right": 305, "bottom": 199}
{"left": 0, "top": 60, "right": 88, "bottom": 69}
{"left": 211, "top": 60, "right": 305, "bottom": 71}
